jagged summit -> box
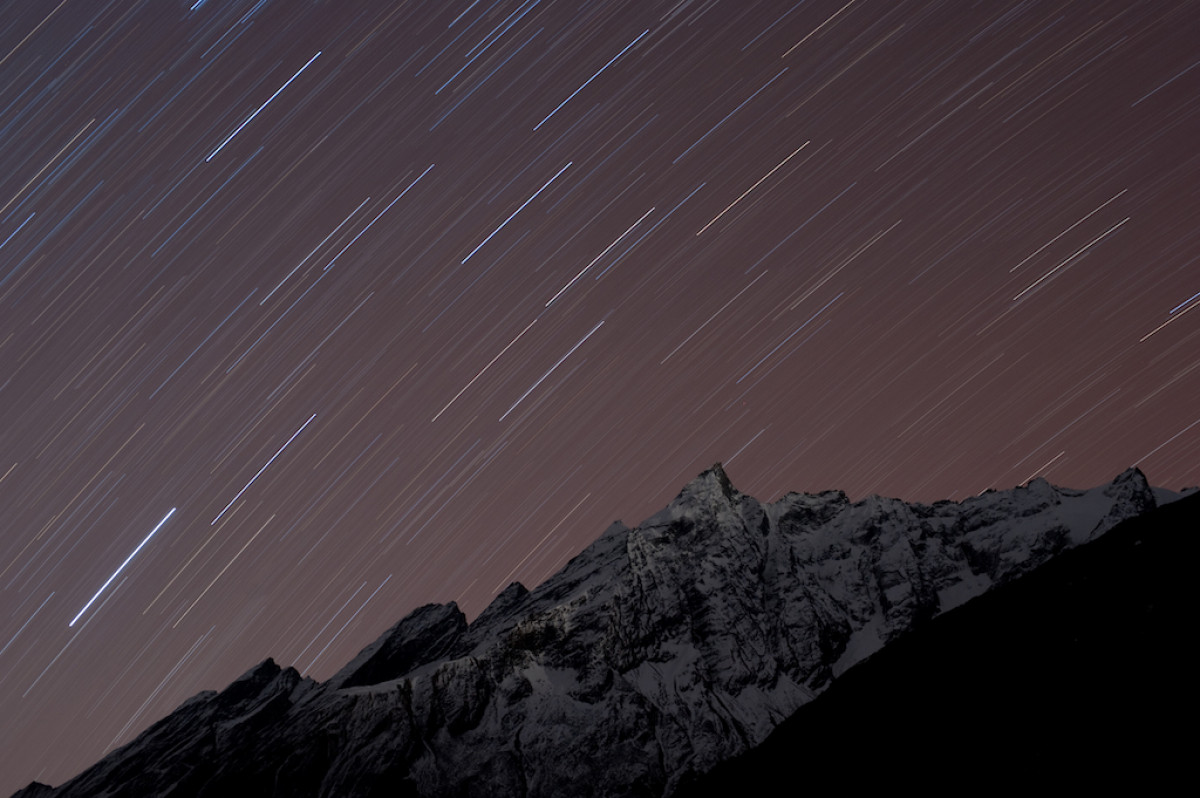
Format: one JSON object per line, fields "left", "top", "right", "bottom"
{"left": 1110, "top": 464, "right": 1148, "bottom": 484}
{"left": 16, "top": 467, "right": 1169, "bottom": 798}
{"left": 326, "top": 601, "right": 467, "bottom": 691}
{"left": 680, "top": 462, "right": 736, "bottom": 499}
{"left": 638, "top": 462, "right": 750, "bottom": 539}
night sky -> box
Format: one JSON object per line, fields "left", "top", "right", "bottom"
{"left": 1, "top": 0, "right": 1197, "bottom": 790}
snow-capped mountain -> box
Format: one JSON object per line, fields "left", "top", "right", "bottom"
{"left": 15, "top": 465, "right": 1173, "bottom": 797}
{"left": 679, "top": 480, "right": 1199, "bottom": 795}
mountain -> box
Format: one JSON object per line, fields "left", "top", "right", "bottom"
{"left": 14, "top": 465, "right": 1180, "bottom": 797}
{"left": 678, "top": 483, "right": 1200, "bottom": 795}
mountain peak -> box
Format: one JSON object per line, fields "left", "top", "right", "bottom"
{"left": 635, "top": 462, "right": 747, "bottom": 539}
{"left": 674, "top": 462, "right": 739, "bottom": 508}
{"left": 675, "top": 462, "right": 735, "bottom": 501}
{"left": 23, "top": 466, "right": 1170, "bottom": 798}
{"left": 326, "top": 601, "right": 466, "bottom": 690}
{"left": 1098, "top": 465, "right": 1156, "bottom": 529}
{"left": 1110, "top": 465, "right": 1150, "bottom": 492}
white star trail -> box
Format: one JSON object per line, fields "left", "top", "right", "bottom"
{"left": 69, "top": 509, "right": 176, "bottom": 627}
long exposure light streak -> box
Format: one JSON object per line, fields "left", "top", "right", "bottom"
{"left": 69, "top": 508, "right": 176, "bottom": 627}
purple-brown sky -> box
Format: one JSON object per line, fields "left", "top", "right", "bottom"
{"left": 1, "top": 0, "right": 1197, "bottom": 791}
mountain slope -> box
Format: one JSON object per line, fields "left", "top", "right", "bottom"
{"left": 14, "top": 465, "right": 1167, "bottom": 797}
{"left": 677, "top": 489, "right": 1200, "bottom": 794}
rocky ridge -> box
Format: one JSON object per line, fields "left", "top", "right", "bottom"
{"left": 15, "top": 465, "right": 1166, "bottom": 797}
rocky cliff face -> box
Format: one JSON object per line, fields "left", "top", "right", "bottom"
{"left": 15, "top": 465, "right": 1164, "bottom": 798}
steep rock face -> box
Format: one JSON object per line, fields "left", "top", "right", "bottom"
{"left": 23, "top": 659, "right": 313, "bottom": 797}
{"left": 17, "top": 466, "right": 1162, "bottom": 798}
{"left": 678, "top": 489, "right": 1200, "bottom": 795}
{"left": 326, "top": 601, "right": 468, "bottom": 690}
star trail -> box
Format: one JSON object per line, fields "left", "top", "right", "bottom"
{"left": 0, "top": 0, "right": 1197, "bottom": 791}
